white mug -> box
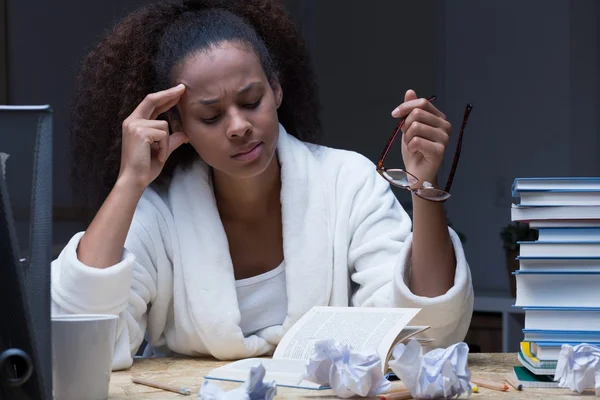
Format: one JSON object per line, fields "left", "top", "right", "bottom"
{"left": 51, "top": 314, "right": 118, "bottom": 400}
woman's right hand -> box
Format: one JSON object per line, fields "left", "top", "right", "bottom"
{"left": 118, "top": 83, "right": 188, "bottom": 190}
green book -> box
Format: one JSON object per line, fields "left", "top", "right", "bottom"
{"left": 518, "top": 351, "right": 556, "bottom": 375}
{"left": 513, "top": 366, "right": 559, "bottom": 388}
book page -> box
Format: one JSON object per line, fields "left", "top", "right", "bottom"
{"left": 383, "top": 325, "right": 430, "bottom": 367}
{"left": 204, "top": 358, "right": 326, "bottom": 389}
{"left": 273, "top": 307, "right": 420, "bottom": 365}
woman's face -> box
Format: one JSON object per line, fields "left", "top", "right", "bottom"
{"left": 172, "top": 41, "right": 282, "bottom": 179}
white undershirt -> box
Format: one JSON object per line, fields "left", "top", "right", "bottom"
{"left": 235, "top": 261, "right": 288, "bottom": 336}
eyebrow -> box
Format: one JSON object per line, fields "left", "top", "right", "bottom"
{"left": 194, "top": 82, "right": 261, "bottom": 106}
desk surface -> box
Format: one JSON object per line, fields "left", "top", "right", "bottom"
{"left": 109, "top": 353, "right": 589, "bottom": 399}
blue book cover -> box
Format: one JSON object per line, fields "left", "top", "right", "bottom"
{"left": 512, "top": 177, "right": 600, "bottom": 197}
{"left": 520, "top": 306, "right": 600, "bottom": 311}
{"left": 532, "top": 341, "right": 600, "bottom": 346}
{"left": 517, "top": 256, "right": 600, "bottom": 260}
{"left": 513, "top": 270, "right": 600, "bottom": 275}
{"left": 523, "top": 330, "right": 600, "bottom": 343}
{"left": 523, "top": 329, "right": 600, "bottom": 334}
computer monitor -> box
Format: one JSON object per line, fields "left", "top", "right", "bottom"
{"left": 0, "top": 105, "right": 53, "bottom": 399}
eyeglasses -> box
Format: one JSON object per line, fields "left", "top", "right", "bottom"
{"left": 376, "top": 96, "right": 473, "bottom": 202}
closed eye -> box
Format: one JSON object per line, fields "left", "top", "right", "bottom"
{"left": 244, "top": 98, "right": 262, "bottom": 109}
{"left": 201, "top": 114, "right": 221, "bottom": 124}
{"left": 200, "top": 97, "right": 262, "bottom": 124}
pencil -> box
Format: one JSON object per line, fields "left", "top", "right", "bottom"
{"left": 504, "top": 373, "right": 523, "bottom": 391}
{"left": 470, "top": 377, "right": 509, "bottom": 392}
{"left": 131, "top": 376, "right": 192, "bottom": 396}
{"left": 379, "top": 389, "right": 413, "bottom": 400}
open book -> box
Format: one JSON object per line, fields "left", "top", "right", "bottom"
{"left": 204, "top": 306, "right": 430, "bottom": 390}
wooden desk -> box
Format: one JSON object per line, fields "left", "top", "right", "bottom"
{"left": 108, "top": 353, "right": 589, "bottom": 399}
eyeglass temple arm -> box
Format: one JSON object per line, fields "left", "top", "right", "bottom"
{"left": 444, "top": 104, "right": 473, "bottom": 193}
{"left": 377, "top": 95, "right": 438, "bottom": 170}
{"left": 377, "top": 119, "right": 404, "bottom": 169}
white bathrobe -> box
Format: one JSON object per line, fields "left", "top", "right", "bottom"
{"left": 51, "top": 124, "right": 474, "bottom": 371}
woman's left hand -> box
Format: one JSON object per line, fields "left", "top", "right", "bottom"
{"left": 392, "top": 89, "right": 451, "bottom": 188}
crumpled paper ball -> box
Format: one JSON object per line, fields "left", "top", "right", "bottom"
{"left": 555, "top": 343, "right": 600, "bottom": 396}
{"left": 199, "top": 363, "right": 277, "bottom": 400}
{"left": 302, "top": 338, "right": 391, "bottom": 398}
{"left": 388, "top": 339, "right": 471, "bottom": 399}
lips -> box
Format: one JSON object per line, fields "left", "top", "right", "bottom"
{"left": 231, "top": 142, "right": 261, "bottom": 157}
{"left": 230, "top": 141, "right": 264, "bottom": 163}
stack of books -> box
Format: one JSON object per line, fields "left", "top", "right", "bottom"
{"left": 510, "top": 177, "right": 600, "bottom": 386}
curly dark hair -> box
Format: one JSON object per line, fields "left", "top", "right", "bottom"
{"left": 69, "top": 0, "right": 321, "bottom": 216}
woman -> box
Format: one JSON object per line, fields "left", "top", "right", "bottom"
{"left": 51, "top": 0, "right": 473, "bottom": 371}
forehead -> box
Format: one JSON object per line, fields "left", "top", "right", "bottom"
{"left": 176, "top": 42, "right": 266, "bottom": 93}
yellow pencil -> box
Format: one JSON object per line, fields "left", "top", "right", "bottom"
{"left": 131, "top": 376, "right": 192, "bottom": 396}
{"left": 379, "top": 389, "right": 413, "bottom": 400}
{"left": 471, "top": 377, "right": 509, "bottom": 392}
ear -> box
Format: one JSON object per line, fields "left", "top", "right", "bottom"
{"left": 271, "top": 78, "right": 283, "bottom": 109}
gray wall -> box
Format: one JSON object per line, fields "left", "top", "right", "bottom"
{"left": 7, "top": 0, "right": 147, "bottom": 207}
{"left": 6, "top": 0, "right": 153, "bottom": 248}
{"left": 438, "top": 0, "right": 600, "bottom": 295}
{"left": 571, "top": 0, "right": 599, "bottom": 176}
{"left": 0, "top": 0, "right": 7, "bottom": 103}
{"left": 314, "top": 0, "right": 437, "bottom": 208}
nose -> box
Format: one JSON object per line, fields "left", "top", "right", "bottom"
{"left": 226, "top": 109, "right": 252, "bottom": 139}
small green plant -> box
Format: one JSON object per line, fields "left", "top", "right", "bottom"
{"left": 500, "top": 221, "right": 538, "bottom": 252}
